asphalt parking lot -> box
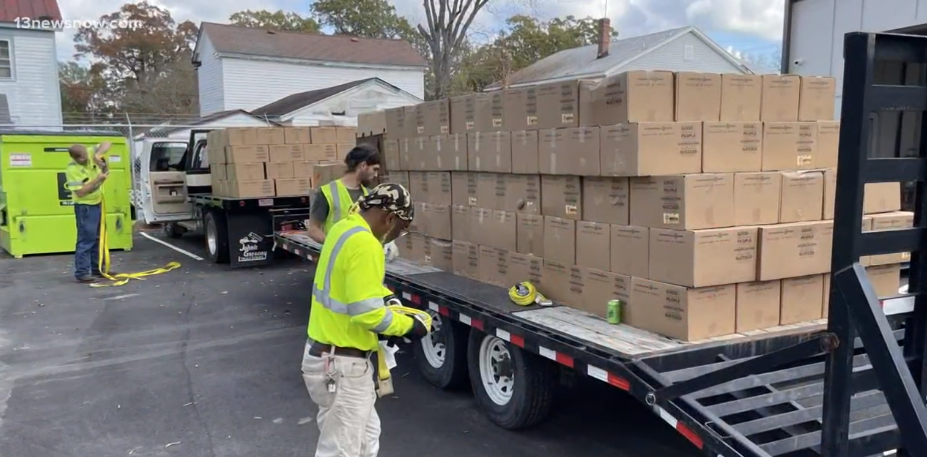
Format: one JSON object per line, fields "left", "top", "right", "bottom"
{"left": 0, "top": 229, "right": 699, "bottom": 457}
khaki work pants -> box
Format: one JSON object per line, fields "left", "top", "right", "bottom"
{"left": 301, "top": 340, "right": 381, "bottom": 457}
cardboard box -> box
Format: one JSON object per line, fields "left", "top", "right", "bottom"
{"left": 215, "top": 128, "right": 258, "bottom": 146}
{"left": 780, "top": 275, "right": 824, "bottom": 324}
{"left": 799, "top": 76, "right": 837, "bottom": 121}
{"left": 451, "top": 172, "right": 479, "bottom": 207}
{"left": 432, "top": 134, "right": 467, "bottom": 171}
{"left": 507, "top": 252, "right": 544, "bottom": 292}
{"left": 476, "top": 173, "right": 541, "bottom": 214}
{"left": 335, "top": 127, "right": 356, "bottom": 143}
{"left": 284, "top": 127, "right": 312, "bottom": 144}
{"left": 582, "top": 177, "right": 630, "bottom": 225}
{"left": 502, "top": 86, "right": 538, "bottom": 131}
{"left": 611, "top": 225, "right": 649, "bottom": 277}
{"left": 336, "top": 143, "right": 354, "bottom": 161}
{"left": 823, "top": 168, "right": 836, "bottom": 219}
{"left": 226, "top": 163, "right": 265, "bottom": 181}
{"left": 476, "top": 91, "right": 505, "bottom": 132}
{"left": 649, "top": 227, "right": 758, "bottom": 287}
{"left": 310, "top": 127, "right": 338, "bottom": 144}
{"left": 675, "top": 72, "right": 722, "bottom": 121}
{"left": 864, "top": 182, "right": 902, "bottom": 214}
{"left": 413, "top": 203, "right": 452, "bottom": 240}
{"left": 541, "top": 260, "right": 571, "bottom": 304}
{"left": 294, "top": 162, "right": 341, "bottom": 186}
{"left": 511, "top": 130, "right": 539, "bottom": 174}
{"left": 702, "top": 122, "right": 762, "bottom": 172}
{"left": 357, "top": 110, "right": 386, "bottom": 137}
{"left": 538, "top": 127, "right": 600, "bottom": 176}
{"left": 450, "top": 94, "right": 480, "bottom": 135}
{"left": 580, "top": 268, "right": 630, "bottom": 319}
{"left": 541, "top": 175, "right": 582, "bottom": 220}
{"left": 409, "top": 171, "right": 452, "bottom": 206}
{"left": 734, "top": 172, "right": 781, "bottom": 225}
{"left": 304, "top": 144, "right": 338, "bottom": 163}
{"left": 452, "top": 241, "right": 480, "bottom": 280}
{"left": 477, "top": 246, "right": 508, "bottom": 287}
{"left": 211, "top": 164, "right": 227, "bottom": 180}
{"left": 408, "top": 233, "right": 428, "bottom": 263}
{"left": 404, "top": 137, "right": 429, "bottom": 171}
{"left": 385, "top": 107, "right": 409, "bottom": 140}
{"left": 383, "top": 170, "right": 409, "bottom": 189}
{"left": 269, "top": 144, "right": 305, "bottom": 163}
{"left": 451, "top": 205, "right": 471, "bottom": 242}
{"left": 383, "top": 140, "right": 400, "bottom": 171}
{"left": 516, "top": 214, "right": 544, "bottom": 257}
{"left": 867, "top": 264, "right": 902, "bottom": 298}
{"left": 760, "top": 75, "right": 801, "bottom": 121}
{"left": 576, "top": 221, "right": 610, "bottom": 271}
{"left": 467, "top": 131, "right": 512, "bottom": 173}
{"left": 600, "top": 122, "right": 702, "bottom": 176}
{"left": 543, "top": 216, "right": 576, "bottom": 265}
{"left": 630, "top": 278, "right": 737, "bottom": 341}
{"left": 403, "top": 105, "right": 418, "bottom": 139}
{"left": 423, "top": 237, "right": 454, "bottom": 271}
{"left": 225, "top": 145, "right": 269, "bottom": 163}
{"left": 735, "top": 281, "right": 781, "bottom": 332}
{"left": 757, "top": 220, "right": 833, "bottom": 280}
{"left": 579, "top": 71, "right": 675, "bottom": 125}
{"left": 225, "top": 180, "right": 275, "bottom": 198}
{"left": 816, "top": 121, "right": 839, "bottom": 168}
{"left": 762, "top": 122, "right": 818, "bottom": 171}
{"left": 418, "top": 99, "right": 451, "bottom": 136}
{"left": 720, "top": 74, "right": 762, "bottom": 121}
{"left": 265, "top": 161, "right": 295, "bottom": 179}
{"left": 629, "top": 174, "right": 735, "bottom": 230}
{"left": 255, "top": 127, "right": 286, "bottom": 145}
{"left": 275, "top": 178, "right": 312, "bottom": 196}
{"left": 866, "top": 211, "right": 914, "bottom": 265}
{"left": 469, "top": 208, "right": 517, "bottom": 251}
{"left": 779, "top": 170, "right": 825, "bottom": 223}
{"left": 536, "top": 80, "right": 580, "bottom": 129}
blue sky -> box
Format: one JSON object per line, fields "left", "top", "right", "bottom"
{"left": 56, "top": 0, "right": 785, "bottom": 64}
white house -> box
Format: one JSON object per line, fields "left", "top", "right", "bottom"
{"left": 486, "top": 24, "right": 755, "bottom": 90}
{"left": 0, "top": 1, "right": 64, "bottom": 127}
{"left": 250, "top": 77, "right": 422, "bottom": 126}
{"left": 192, "top": 22, "right": 428, "bottom": 116}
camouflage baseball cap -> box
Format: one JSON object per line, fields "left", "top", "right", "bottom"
{"left": 357, "top": 183, "right": 414, "bottom": 221}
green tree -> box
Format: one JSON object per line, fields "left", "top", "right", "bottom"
{"left": 229, "top": 9, "right": 320, "bottom": 33}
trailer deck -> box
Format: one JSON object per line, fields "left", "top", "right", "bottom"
{"left": 275, "top": 229, "right": 914, "bottom": 457}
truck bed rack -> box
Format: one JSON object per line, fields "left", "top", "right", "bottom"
{"left": 275, "top": 230, "right": 914, "bottom": 457}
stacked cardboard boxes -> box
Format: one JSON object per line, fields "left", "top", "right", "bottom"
{"left": 359, "top": 71, "right": 911, "bottom": 342}
{"left": 208, "top": 126, "right": 356, "bottom": 197}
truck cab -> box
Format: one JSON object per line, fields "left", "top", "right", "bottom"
{"left": 135, "top": 129, "right": 212, "bottom": 230}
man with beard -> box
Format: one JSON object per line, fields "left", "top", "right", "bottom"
{"left": 307, "top": 144, "right": 381, "bottom": 244}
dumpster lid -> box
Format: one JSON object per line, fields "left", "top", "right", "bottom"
{"left": 0, "top": 129, "right": 125, "bottom": 137}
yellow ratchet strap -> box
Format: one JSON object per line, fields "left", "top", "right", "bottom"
{"left": 91, "top": 153, "right": 181, "bottom": 287}
{"left": 508, "top": 281, "right": 551, "bottom": 307}
{"left": 375, "top": 304, "right": 433, "bottom": 396}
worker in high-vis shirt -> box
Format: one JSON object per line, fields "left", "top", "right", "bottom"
{"left": 302, "top": 183, "right": 429, "bottom": 457}
{"left": 65, "top": 142, "right": 111, "bottom": 283}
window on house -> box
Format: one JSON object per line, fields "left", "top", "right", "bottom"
{"left": 0, "top": 40, "right": 12, "bottom": 79}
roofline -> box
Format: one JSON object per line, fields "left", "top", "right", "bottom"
{"left": 217, "top": 51, "right": 429, "bottom": 71}
{"left": 485, "top": 71, "right": 607, "bottom": 91}
{"left": 280, "top": 80, "right": 423, "bottom": 119}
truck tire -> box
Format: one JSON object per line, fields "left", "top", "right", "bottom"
{"left": 413, "top": 313, "right": 469, "bottom": 390}
{"left": 467, "top": 329, "right": 555, "bottom": 430}
{"left": 164, "top": 222, "right": 186, "bottom": 239}
{"left": 204, "top": 211, "right": 229, "bottom": 264}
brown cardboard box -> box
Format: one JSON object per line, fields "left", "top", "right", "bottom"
{"left": 822, "top": 273, "right": 830, "bottom": 318}
{"left": 541, "top": 175, "right": 582, "bottom": 220}
{"left": 649, "top": 227, "right": 758, "bottom": 287}
{"left": 600, "top": 122, "right": 702, "bottom": 176}
{"left": 757, "top": 220, "right": 833, "bottom": 280}
{"left": 536, "top": 80, "right": 580, "bottom": 129}
{"left": 476, "top": 91, "right": 505, "bottom": 132}
{"left": 409, "top": 233, "right": 428, "bottom": 263}
{"left": 335, "top": 127, "right": 356, "bottom": 143}
{"left": 823, "top": 168, "right": 836, "bottom": 219}
{"left": 735, "top": 281, "right": 781, "bottom": 332}
{"left": 255, "top": 127, "right": 286, "bottom": 145}
{"left": 284, "top": 127, "right": 312, "bottom": 144}
{"left": 507, "top": 252, "right": 544, "bottom": 291}
{"left": 538, "top": 127, "right": 600, "bottom": 176}
{"left": 470, "top": 209, "right": 517, "bottom": 251}
{"left": 799, "top": 76, "right": 837, "bottom": 121}
{"left": 423, "top": 238, "right": 454, "bottom": 271}
{"left": 415, "top": 203, "right": 452, "bottom": 240}
{"left": 304, "top": 144, "right": 338, "bottom": 163}
{"left": 762, "top": 122, "right": 818, "bottom": 171}
{"left": 502, "top": 86, "right": 538, "bottom": 131}
{"left": 760, "top": 75, "right": 801, "bottom": 121}
{"left": 383, "top": 140, "right": 400, "bottom": 171}
{"left": 865, "top": 182, "right": 902, "bottom": 214}
{"left": 476, "top": 174, "right": 541, "bottom": 214}
{"left": 211, "top": 164, "right": 228, "bottom": 180}
{"left": 357, "top": 110, "right": 386, "bottom": 137}
{"left": 720, "top": 74, "right": 762, "bottom": 121}
{"left": 265, "top": 162, "right": 295, "bottom": 179}
{"left": 225, "top": 180, "right": 275, "bottom": 198}
{"left": 582, "top": 177, "right": 629, "bottom": 225}
{"left": 780, "top": 275, "right": 824, "bottom": 324}
{"left": 403, "top": 105, "right": 419, "bottom": 139}
{"left": 866, "top": 211, "right": 914, "bottom": 265}
{"left": 511, "top": 130, "right": 539, "bottom": 174}
{"left": 336, "top": 143, "right": 355, "bottom": 161}
{"left": 630, "top": 278, "right": 737, "bottom": 341}
{"left": 398, "top": 138, "right": 412, "bottom": 169}
{"left": 395, "top": 232, "right": 414, "bottom": 260}
{"left": 310, "top": 127, "right": 338, "bottom": 144}
{"left": 467, "top": 131, "right": 512, "bottom": 173}
{"left": 860, "top": 215, "right": 874, "bottom": 266}
{"left": 225, "top": 145, "right": 269, "bottom": 163}
{"left": 406, "top": 137, "right": 430, "bottom": 171}
{"left": 294, "top": 162, "right": 341, "bottom": 186}
{"left": 579, "top": 71, "right": 675, "bottom": 125}
{"left": 452, "top": 240, "right": 480, "bottom": 280}
{"left": 702, "top": 122, "right": 762, "bottom": 172}
{"left": 383, "top": 170, "right": 409, "bottom": 189}
{"left": 451, "top": 205, "right": 471, "bottom": 242}
{"left": 409, "top": 171, "right": 452, "bottom": 206}
{"left": 629, "top": 174, "right": 735, "bottom": 230}
{"left": 867, "top": 264, "right": 902, "bottom": 298}
{"left": 451, "top": 172, "right": 479, "bottom": 207}
{"left": 734, "top": 172, "right": 781, "bottom": 225}
{"left": 217, "top": 128, "right": 258, "bottom": 146}
{"left": 419, "top": 99, "right": 450, "bottom": 136}
{"left": 226, "top": 163, "right": 265, "bottom": 181}
{"left": 580, "top": 268, "right": 630, "bottom": 319}
{"left": 427, "top": 134, "right": 462, "bottom": 171}
{"left": 543, "top": 216, "right": 576, "bottom": 265}
{"left": 779, "top": 170, "right": 825, "bottom": 223}
{"left": 816, "top": 121, "right": 839, "bottom": 168}
{"left": 478, "top": 246, "right": 508, "bottom": 287}
{"left": 385, "top": 107, "right": 408, "bottom": 140}
{"left": 450, "top": 94, "right": 480, "bottom": 135}
{"left": 275, "top": 178, "right": 312, "bottom": 196}
{"left": 611, "top": 225, "right": 649, "bottom": 277}
{"left": 675, "top": 72, "right": 722, "bottom": 121}
{"left": 576, "top": 221, "right": 610, "bottom": 271}
{"left": 516, "top": 214, "right": 544, "bottom": 256}
{"left": 269, "top": 144, "right": 305, "bottom": 163}
{"left": 541, "top": 260, "right": 570, "bottom": 304}
{"left": 446, "top": 133, "right": 468, "bottom": 171}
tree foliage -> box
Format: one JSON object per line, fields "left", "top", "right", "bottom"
{"left": 229, "top": 9, "right": 320, "bottom": 33}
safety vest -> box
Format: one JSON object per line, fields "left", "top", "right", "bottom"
{"left": 319, "top": 178, "right": 368, "bottom": 233}
{"left": 64, "top": 152, "right": 103, "bottom": 205}
{"left": 307, "top": 213, "right": 413, "bottom": 351}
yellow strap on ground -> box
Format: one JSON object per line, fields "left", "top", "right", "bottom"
{"left": 376, "top": 304, "right": 433, "bottom": 381}
{"left": 90, "top": 158, "right": 181, "bottom": 287}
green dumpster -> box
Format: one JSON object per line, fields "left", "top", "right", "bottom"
{"left": 0, "top": 131, "right": 134, "bottom": 258}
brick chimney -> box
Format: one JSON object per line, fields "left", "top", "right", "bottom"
{"left": 597, "top": 18, "right": 611, "bottom": 59}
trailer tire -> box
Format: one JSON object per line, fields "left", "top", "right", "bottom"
{"left": 414, "top": 313, "right": 469, "bottom": 390}
{"left": 467, "top": 330, "right": 555, "bottom": 430}
{"left": 204, "top": 211, "right": 229, "bottom": 264}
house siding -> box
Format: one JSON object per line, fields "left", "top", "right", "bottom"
{"left": 613, "top": 32, "right": 746, "bottom": 74}
{"left": 221, "top": 57, "right": 425, "bottom": 112}
{"left": 286, "top": 82, "right": 421, "bottom": 126}
{"left": 196, "top": 34, "right": 225, "bottom": 117}
{"left": 0, "top": 28, "right": 61, "bottom": 126}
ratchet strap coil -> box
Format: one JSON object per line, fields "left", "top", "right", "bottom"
{"left": 508, "top": 281, "right": 551, "bottom": 307}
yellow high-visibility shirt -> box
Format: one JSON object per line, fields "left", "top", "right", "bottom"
{"left": 64, "top": 148, "right": 103, "bottom": 205}
{"left": 320, "top": 179, "right": 368, "bottom": 233}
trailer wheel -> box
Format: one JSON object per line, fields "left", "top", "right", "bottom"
{"left": 204, "top": 211, "right": 229, "bottom": 264}
{"left": 467, "top": 330, "right": 555, "bottom": 430}
{"left": 414, "top": 312, "right": 469, "bottom": 390}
